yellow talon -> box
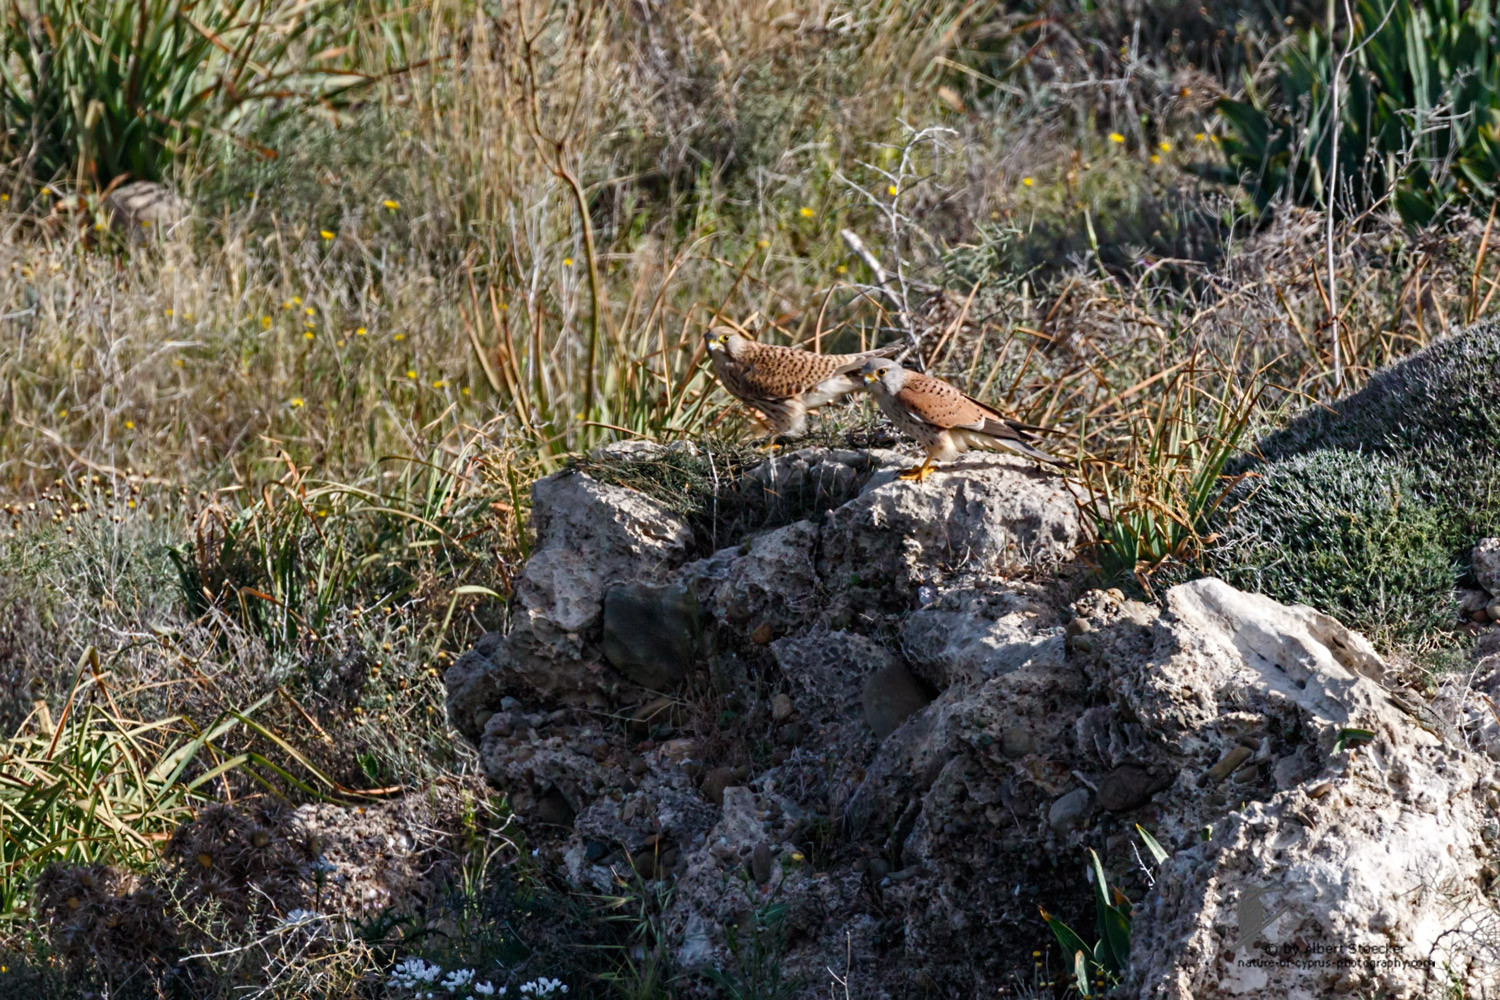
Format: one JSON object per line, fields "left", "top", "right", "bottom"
{"left": 897, "top": 461, "right": 935, "bottom": 482}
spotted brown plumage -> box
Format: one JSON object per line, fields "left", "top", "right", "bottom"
{"left": 859, "top": 357, "right": 1064, "bottom": 481}
{"left": 703, "top": 327, "right": 900, "bottom": 438}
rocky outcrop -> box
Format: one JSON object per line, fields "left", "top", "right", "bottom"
{"left": 446, "top": 444, "right": 1500, "bottom": 998}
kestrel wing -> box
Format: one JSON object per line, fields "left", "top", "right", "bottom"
{"left": 738, "top": 343, "right": 844, "bottom": 399}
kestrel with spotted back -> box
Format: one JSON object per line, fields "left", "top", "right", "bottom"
{"left": 859, "top": 358, "right": 1064, "bottom": 481}
{"left": 703, "top": 327, "right": 899, "bottom": 439}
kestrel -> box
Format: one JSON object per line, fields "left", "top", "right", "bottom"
{"left": 859, "top": 358, "right": 1064, "bottom": 482}
{"left": 703, "top": 327, "right": 899, "bottom": 439}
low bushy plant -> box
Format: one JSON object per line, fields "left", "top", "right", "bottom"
{"left": 1213, "top": 0, "right": 1500, "bottom": 225}
{"left": 1206, "top": 451, "right": 1457, "bottom": 640}
{"left": 1203, "top": 320, "right": 1500, "bottom": 641}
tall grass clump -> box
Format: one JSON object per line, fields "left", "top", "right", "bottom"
{"left": 0, "top": 649, "right": 253, "bottom": 917}
{"left": 0, "top": 0, "right": 371, "bottom": 188}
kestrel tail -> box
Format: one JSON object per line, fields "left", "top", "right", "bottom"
{"left": 858, "top": 358, "right": 1065, "bottom": 482}
{"left": 703, "top": 327, "right": 900, "bottom": 439}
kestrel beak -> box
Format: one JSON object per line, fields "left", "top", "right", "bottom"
{"left": 862, "top": 370, "right": 879, "bottom": 384}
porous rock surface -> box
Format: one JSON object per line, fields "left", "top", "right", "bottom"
{"left": 447, "top": 443, "right": 1500, "bottom": 998}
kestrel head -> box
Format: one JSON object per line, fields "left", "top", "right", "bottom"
{"left": 860, "top": 357, "right": 908, "bottom": 394}
{"left": 704, "top": 326, "right": 750, "bottom": 360}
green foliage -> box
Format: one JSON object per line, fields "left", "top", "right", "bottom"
{"left": 1202, "top": 320, "right": 1500, "bottom": 642}
{"left": 0, "top": 0, "right": 368, "bottom": 186}
{"left": 1213, "top": 0, "right": 1500, "bottom": 225}
{"left": 1206, "top": 451, "right": 1457, "bottom": 641}
{"left": 1079, "top": 353, "right": 1263, "bottom": 590}
{"left": 1040, "top": 840, "right": 1158, "bottom": 999}
{"left": 0, "top": 648, "right": 253, "bottom": 918}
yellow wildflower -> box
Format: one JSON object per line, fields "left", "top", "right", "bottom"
{"left": 406, "top": 369, "right": 417, "bottom": 379}
{"left": 1195, "top": 132, "right": 1205, "bottom": 142}
{"left": 320, "top": 230, "right": 334, "bottom": 240}
{"left": 887, "top": 185, "right": 898, "bottom": 197}
{"left": 563, "top": 258, "right": 573, "bottom": 267}
{"left": 383, "top": 199, "right": 400, "bottom": 210}
{"left": 355, "top": 327, "right": 367, "bottom": 336}
{"left": 1022, "top": 177, "right": 1034, "bottom": 187}
{"left": 799, "top": 206, "right": 814, "bottom": 218}
{"left": 290, "top": 397, "right": 304, "bottom": 408}
{"left": 1151, "top": 154, "right": 1161, "bottom": 164}
{"left": 394, "top": 333, "right": 405, "bottom": 341}
{"left": 835, "top": 264, "right": 847, "bottom": 274}
{"left": 1109, "top": 132, "right": 1125, "bottom": 143}
{"left": 261, "top": 316, "right": 272, "bottom": 329}
{"left": 432, "top": 379, "right": 447, "bottom": 389}
{"left": 757, "top": 239, "right": 770, "bottom": 249}
{"left": 304, "top": 331, "right": 314, "bottom": 341}
{"left": 124, "top": 420, "right": 135, "bottom": 430}
{"left": 1159, "top": 140, "right": 1172, "bottom": 152}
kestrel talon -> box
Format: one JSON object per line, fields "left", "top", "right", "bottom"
{"left": 859, "top": 358, "right": 1064, "bottom": 482}
{"left": 703, "top": 326, "right": 899, "bottom": 439}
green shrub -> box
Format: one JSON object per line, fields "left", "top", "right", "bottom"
{"left": 0, "top": 0, "right": 367, "bottom": 187}
{"left": 1206, "top": 451, "right": 1457, "bottom": 640}
{"left": 1247, "top": 318, "right": 1500, "bottom": 543}
{"left": 1201, "top": 320, "right": 1500, "bottom": 640}
{"left": 1213, "top": 0, "right": 1500, "bottom": 225}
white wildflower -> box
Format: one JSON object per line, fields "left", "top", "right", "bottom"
{"left": 388, "top": 956, "right": 444, "bottom": 990}
{"left": 518, "top": 979, "right": 567, "bottom": 997}
{"left": 442, "top": 968, "right": 475, "bottom": 992}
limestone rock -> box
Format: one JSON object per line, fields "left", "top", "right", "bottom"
{"left": 518, "top": 463, "right": 693, "bottom": 633}
{"left": 817, "top": 452, "right": 1079, "bottom": 608}
{"left": 1475, "top": 537, "right": 1500, "bottom": 595}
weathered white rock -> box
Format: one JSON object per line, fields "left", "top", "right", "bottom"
{"left": 519, "top": 465, "right": 694, "bottom": 633}
{"left": 444, "top": 444, "right": 1500, "bottom": 999}
{"left": 817, "top": 453, "right": 1079, "bottom": 606}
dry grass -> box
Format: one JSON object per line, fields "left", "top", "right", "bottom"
{"left": 2, "top": 0, "right": 1499, "bottom": 995}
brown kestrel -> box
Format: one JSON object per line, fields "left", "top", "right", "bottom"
{"left": 703, "top": 327, "right": 899, "bottom": 439}
{"left": 859, "top": 358, "right": 1064, "bottom": 481}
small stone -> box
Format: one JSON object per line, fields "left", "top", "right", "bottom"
{"left": 1097, "top": 764, "right": 1159, "bottom": 812}
{"left": 601, "top": 581, "right": 700, "bottom": 690}
{"left": 1489, "top": 599, "right": 1500, "bottom": 624}
{"left": 862, "top": 662, "right": 931, "bottom": 739}
{"left": 772, "top": 693, "right": 794, "bottom": 722}
{"left": 777, "top": 722, "right": 803, "bottom": 745}
{"left": 749, "top": 623, "right": 775, "bottom": 646}
{"left": 867, "top": 857, "right": 891, "bottom": 880}
{"left": 632, "top": 850, "right": 657, "bottom": 880}
{"left": 1474, "top": 538, "right": 1500, "bottom": 595}
{"left": 999, "top": 726, "right": 1035, "bottom": 759}
{"left": 1207, "top": 745, "right": 1253, "bottom": 782}
{"left": 1048, "top": 788, "right": 1091, "bottom": 831}
{"left": 583, "top": 840, "right": 609, "bottom": 862}
{"left": 750, "top": 842, "right": 773, "bottom": 885}
{"left": 1233, "top": 764, "right": 1262, "bottom": 785}
{"left": 701, "top": 767, "right": 735, "bottom": 807}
